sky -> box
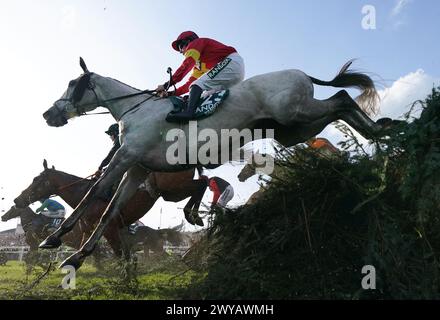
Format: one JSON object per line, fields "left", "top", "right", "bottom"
{"left": 0, "top": 0, "right": 439, "bottom": 233}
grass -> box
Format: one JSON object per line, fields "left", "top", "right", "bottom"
{"left": 0, "top": 256, "right": 197, "bottom": 300}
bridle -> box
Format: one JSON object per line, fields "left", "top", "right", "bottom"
{"left": 56, "top": 72, "right": 158, "bottom": 121}
{"left": 51, "top": 58, "right": 174, "bottom": 122}
{"left": 19, "top": 170, "right": 96, "bottom": 207}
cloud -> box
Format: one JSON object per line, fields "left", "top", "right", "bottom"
{"left": 321, "top": 69, "right": 439, "bottom": 151}
{"left": 390, "top": 0, "right": 412, "bottom": 29}
{"left": 391, "top": 0, "right": 411, "bottom": 17}
{"left": 377, "top": 69, "right": 439, "bottom": 119}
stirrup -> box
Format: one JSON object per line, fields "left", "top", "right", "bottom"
{"left": 166, "top": 112, "right": 195, "bottom": 123}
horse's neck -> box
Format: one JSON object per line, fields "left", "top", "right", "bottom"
{"left": 52, "top": 171, "right": 93, "bottom": 208}
{"left": 95, "top": 75, "right": 144, "bottom": 120}
{"left": 20, "top": 208, "right": 37, "bottom": 229}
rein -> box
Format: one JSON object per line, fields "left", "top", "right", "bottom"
{"left": 72, "top": 88, "right": 158, "bottom": 119}
{"left": 57, "top": 173, "right": 96, "bottom": 191}
{"left": 59, "top": 66, "right": 174, "bottom": 120}
{"left": 61, "top": 77, "right": 158, "bottom": 119}
{"left": 101, "top": 89, "right": 157, "bottom": 103}
{"left": 116, "top": 94, "right": 157, "bottom": 120}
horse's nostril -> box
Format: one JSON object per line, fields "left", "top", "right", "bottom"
{"left": 43, "top": 110, "right": 50, "bottom": 120}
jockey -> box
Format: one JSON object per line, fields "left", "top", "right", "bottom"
{"left": 201, "top": 176, "right": 234, "bottom": 210}
{"left": 306, "top": 137, "right": 340, "bottom": 157}
{"left": 36, "top": 198, "right": 66, "bottom": 219}
{"left": 95, "top": 123, "right": 120, "bottom": 177}
{"left": 156, "top": 31, "right": 245, "bottom": 122}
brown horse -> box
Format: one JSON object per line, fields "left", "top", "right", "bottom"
{"left": 1, "top": 205, "right": 105, "bottom": 264}
{"left": 13, "top": 160, "right": 207, "bottom": 258}
{"left": 125, "top": 225, "right": 189, "bottom": 261}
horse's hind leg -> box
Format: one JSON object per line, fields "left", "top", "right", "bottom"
{"left": 283, "top": 90, "right": 381, "bottom": 140}
{"left": 60, "top": 165, "right": 148, "bottom": 270}
{"left": 332, "top": 90, "right": 382, "bottom": 138}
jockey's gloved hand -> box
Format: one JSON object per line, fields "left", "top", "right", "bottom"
{"left": 159, "top": 91, "right": 169, "bottom": 98}
{"left": 94, "top": 169, "right": 102, "bottom": 178}
{"left": 156, "top": 84, "right": 165, "bottom": 92}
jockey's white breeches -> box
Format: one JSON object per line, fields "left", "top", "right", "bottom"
{"left": 217, "top": 185, "right": 235, "bottom": 207}
{"left": 192, "top": 53, "right": 245, "bottom": 94}
{"left": 41, "top": 209, "right": 66, "bottom": 219}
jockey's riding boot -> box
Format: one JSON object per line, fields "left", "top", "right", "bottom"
{"left": 172, "top": 85, "right": 203, "bottom": 121}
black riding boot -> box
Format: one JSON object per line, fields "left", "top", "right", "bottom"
{"left": 172, "top": 85, "right": 203, "bottom": 121}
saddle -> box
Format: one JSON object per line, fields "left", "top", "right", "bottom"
{"left": 40, "top": 216, "right": 65, "bottom": 233}
{"left": 166, "top": 90, "right": 229, "bottom": 123}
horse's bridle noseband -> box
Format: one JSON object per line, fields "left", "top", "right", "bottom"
{"left": 55, "top": 73, "right": 102, "bottom": 117}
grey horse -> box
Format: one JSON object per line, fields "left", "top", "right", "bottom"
{"left": 39, "top": 58, "right": 391, "bottom": 269}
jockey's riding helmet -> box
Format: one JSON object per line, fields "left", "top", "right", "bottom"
{"left": 105, "top": 123, "right": 119, "bottom": 136}
{"left": 172, "top": 31, "right": 199, "bottom": 51}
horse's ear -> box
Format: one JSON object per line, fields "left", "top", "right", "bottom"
{"left": 79, "top": 57, "right": 89, "bottom": 73}
{"left": 43, "top": 159, "right": 48, "bottom": 170}
{"left": 52, "top": 165, "right": 55, "bottom": 170}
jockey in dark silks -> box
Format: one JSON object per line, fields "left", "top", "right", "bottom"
{"left": 95, "top": 123, "right": 121, "bottom": 199}
{"left": 96, "top": 123, "right": 121, "bottom": 177}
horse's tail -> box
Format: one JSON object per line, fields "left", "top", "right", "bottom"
{"left": 308, "top": 59, "right": 379, "bottom": 116}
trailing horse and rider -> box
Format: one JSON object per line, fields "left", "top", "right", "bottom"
{"left": 12, "top": 160, "right": 210, "bottom": 260}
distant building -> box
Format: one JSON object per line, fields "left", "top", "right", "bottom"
{"left": 0, "top": 228, "right": 26, "bottom": 246}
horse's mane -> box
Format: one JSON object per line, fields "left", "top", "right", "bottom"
{"left": 46, "top": 168, "right": 95, "bottom": 191}
{"left": 106, "top": 77, "right": 142, "bottom": 92}
{"left": 48, "top": 168, "right": 82, "bottom": 181}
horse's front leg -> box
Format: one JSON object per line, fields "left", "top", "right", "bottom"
{"left": 60, "top": 165, "right": 149, "bottom": 270}
{"left": 102, "top": 222, "right": 126, "bottom": 258}
{"left": 39, "top": 148, "right": 135, "bottom": 249}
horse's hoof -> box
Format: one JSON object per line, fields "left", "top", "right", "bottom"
{"left": 375, "top": 117, "right": 406, "bottom": 136}
{"left": 184, "top": 211, "right": 195, "bottom": 226}
{"left": 193, "top": 216, "right": 204, "bottom": 227}
{"left": 59, "top": 253, "right": 83, "bottom": 270}
{"left": 39, "top": 235, "right": 62, "bottom": 249}
{"left": 376, "top": 117, "right": 393, "bottom": 128}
